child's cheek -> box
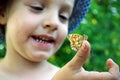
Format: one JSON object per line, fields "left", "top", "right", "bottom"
{"left": 54, "top": 25, "right": 68, "bottom": 51}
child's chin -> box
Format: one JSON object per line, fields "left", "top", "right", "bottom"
{"left": 28, "top": 52, "right": 51, "bottom": 62}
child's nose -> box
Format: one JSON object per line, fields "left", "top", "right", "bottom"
{"left": 43, "top": 22, "right": 58, "bottom": 32}
{"left": 42, "top": 13, "right": 59, "bottom": 32}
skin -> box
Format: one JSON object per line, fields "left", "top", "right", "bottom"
{"left": 0, "top": 0, "right": 120, "bottom": 80}
{"left": 0, "top": 0, "right": 74, "bottom": 80}
{"left": 52, "top": 41, "right": 120, "bottom": 80}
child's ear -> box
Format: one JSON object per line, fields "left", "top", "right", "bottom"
{"left": 0, "top": 13, "right": 6, "bottom": 25}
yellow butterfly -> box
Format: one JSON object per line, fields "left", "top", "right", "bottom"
{"left": 67, "top": 34, "right": 88, "bottom": 51}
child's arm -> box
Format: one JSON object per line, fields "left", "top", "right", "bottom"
{"left": 52, "top": 41, "right": 120, "bottom": 80}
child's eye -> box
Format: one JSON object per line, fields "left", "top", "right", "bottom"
{"left": 30, "top": 6, "right": 43, "bottom": 11}
{"left": 59, "top": 15, "right": 68, "bottom": 21}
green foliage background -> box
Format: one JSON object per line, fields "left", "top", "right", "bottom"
{"left": 0, "top": 0, "right": 120, "bottom": 71}
{"left": 49, "top": 0, "right": 120, "bottom": 71}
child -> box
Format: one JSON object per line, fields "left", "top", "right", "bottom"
{"left": 0, "top": 0, "right": 119, "bottom": 80}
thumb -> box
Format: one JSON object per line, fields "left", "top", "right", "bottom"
{"left": 66, "top": 40, "right": 90, "bottom": 70}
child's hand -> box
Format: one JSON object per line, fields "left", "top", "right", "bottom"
{"left": 52, "top": 41, "right": 120, "bottom": 80}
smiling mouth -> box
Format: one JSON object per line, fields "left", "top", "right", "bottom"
{"left": 31, "top": 35, "right": 55, "bottom": 43}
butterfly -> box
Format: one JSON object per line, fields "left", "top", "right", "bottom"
{"left": 67, "top": 34, "right": 88, "bottom": 51}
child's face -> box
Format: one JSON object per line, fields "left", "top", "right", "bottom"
{"left": 5, "top": 0, "right": 74, "bottom": 62}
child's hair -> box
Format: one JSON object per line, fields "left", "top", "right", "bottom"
{"left": 0, "top": 0, "right": 8, "bottom": 15}
{"left": 0, "top": 0, "right": 13, "bottom": 15}
{"left": 0, "top": 0, "right": 91, "bottom": 41}
{"left": 0, "top": 0, "right": 13, "bottom": 41}
{"left": 0, "top": 1, "right": 5, "bottom": 41}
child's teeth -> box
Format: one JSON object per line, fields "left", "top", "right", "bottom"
{"left": 36, "top": 39, "right": 40, "bottom": 42}
{"left": 42, "top": 38, "right": 45, "bottom": 40}
{"left": 35, "top": 38, "right": 47, "bottom": 43}
{"left": 32, "top": 36, "right": 54, "bottom": 43}
{"left": 40, "top": 40, "right": 44, "bottom": 43}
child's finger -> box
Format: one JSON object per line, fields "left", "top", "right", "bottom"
{"left": 66, "top": 40, "right": 90, "bottom": 70}
{"left": 107, "top": 59, "right": 120, "bottom": 77}
{"left": 81, "top": 71, "right": 119, "bottom": 80}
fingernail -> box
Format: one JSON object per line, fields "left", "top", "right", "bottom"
{"left": 81, "top": 41, "right": 87, "bottom": 51}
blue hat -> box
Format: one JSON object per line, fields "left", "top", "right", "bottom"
{"left": 68, "top": 0, "right": 91, "bottom": 33}
{"left": 0, "top": 0, "right": 91, "bottom": 41}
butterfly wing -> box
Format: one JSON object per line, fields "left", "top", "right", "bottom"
{"left": 67, "top": 34, "right": 87, "bottom": 51}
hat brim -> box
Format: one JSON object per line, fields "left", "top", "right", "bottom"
{"left": 68, "top": 0, "right": 91, "bottom": 33}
